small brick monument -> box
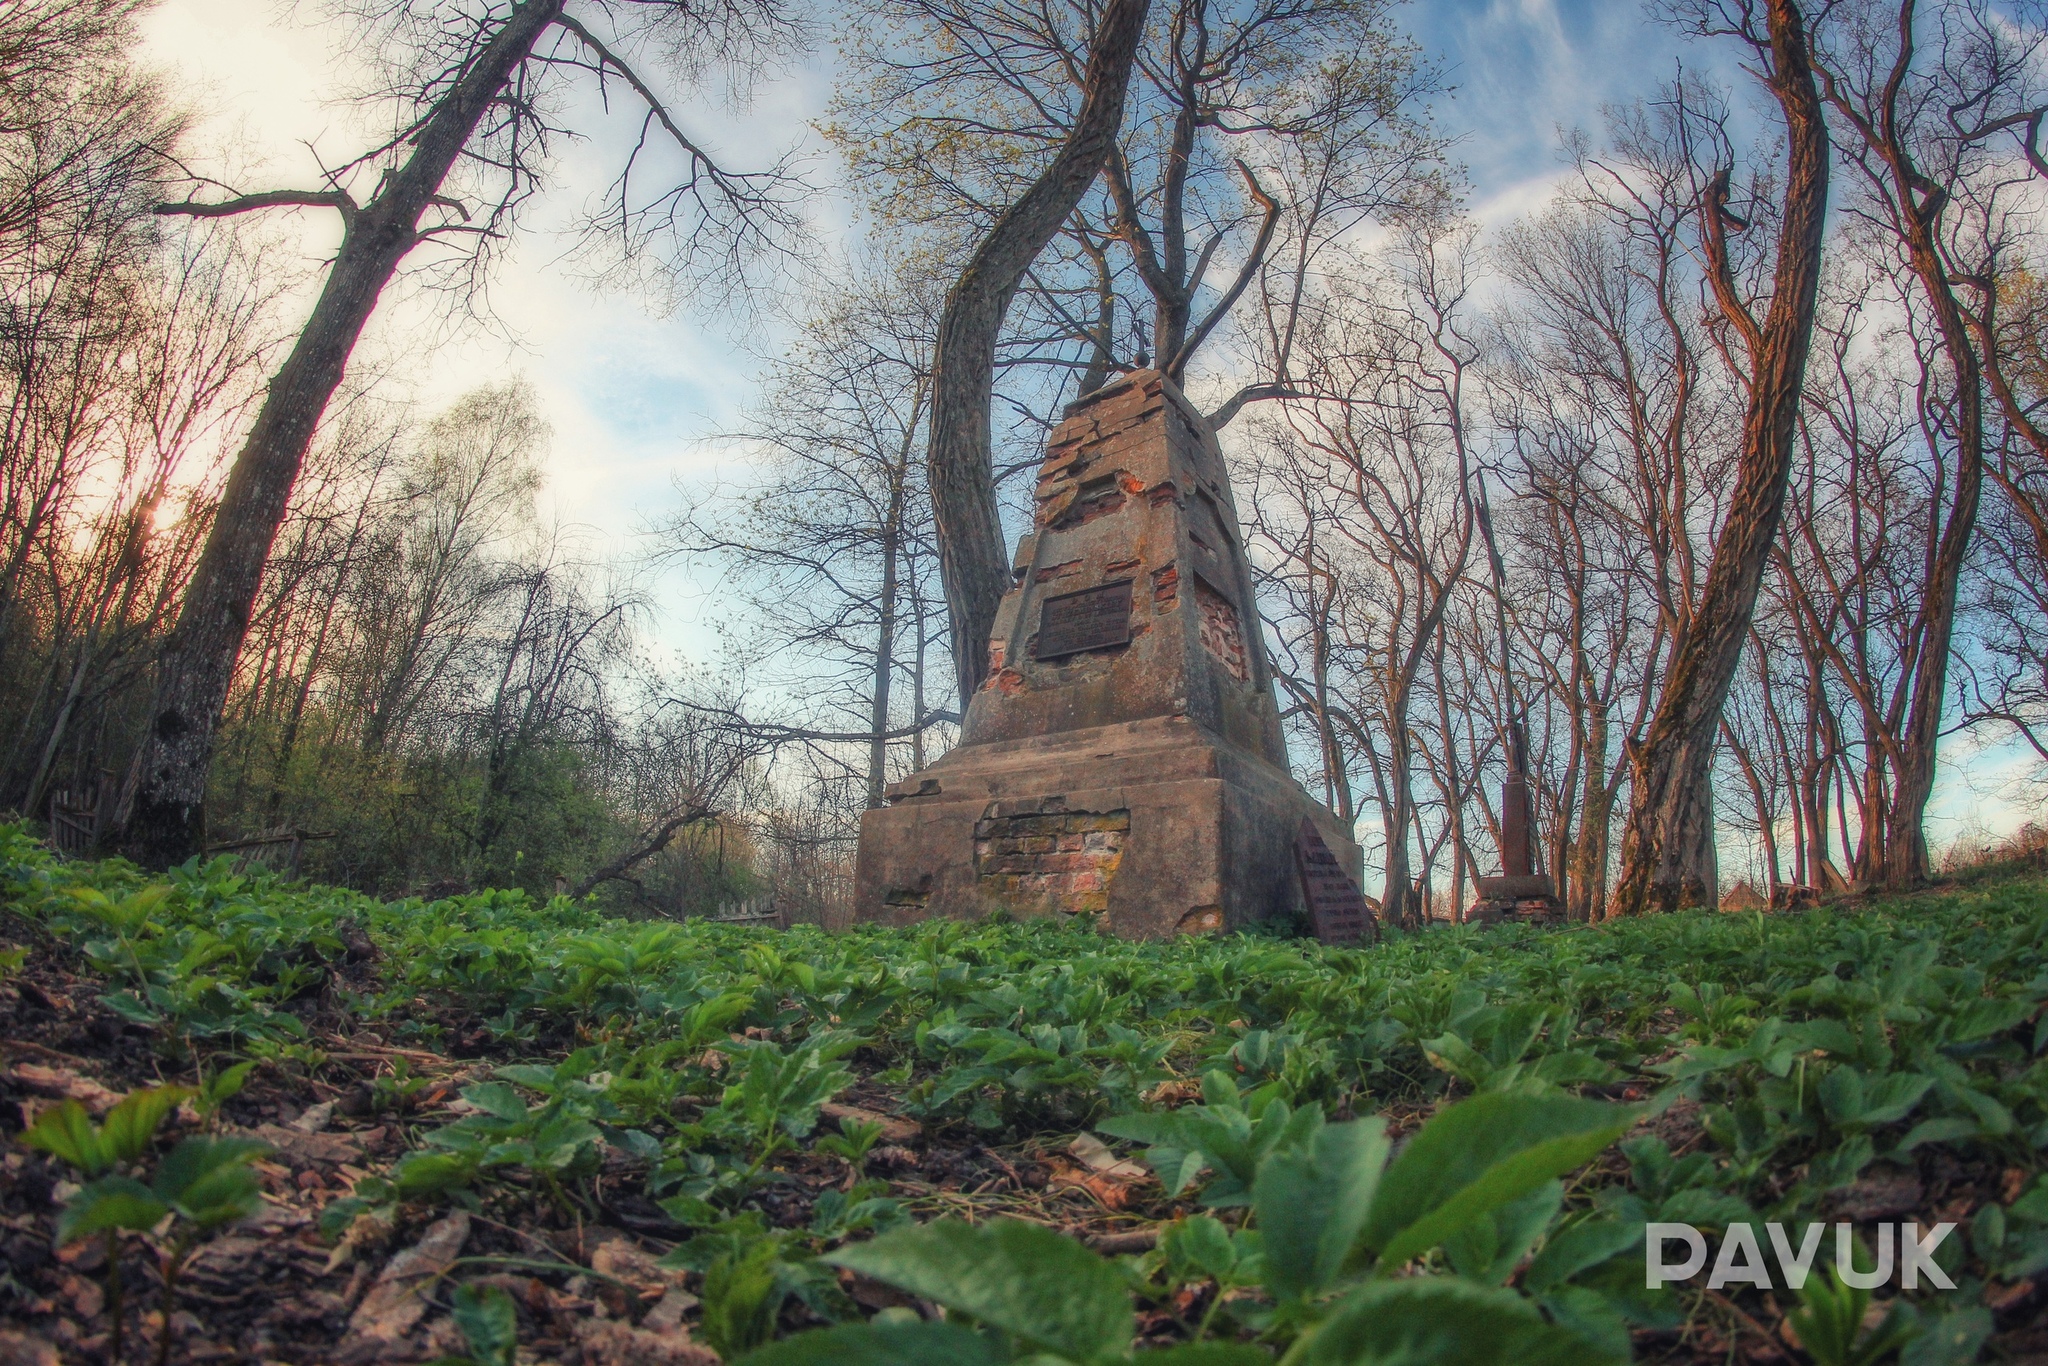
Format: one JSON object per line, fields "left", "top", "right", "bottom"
{"left": 850, "top": 370, "right": 1366, "bottom": 940}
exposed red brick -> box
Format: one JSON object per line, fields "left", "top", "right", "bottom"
{"left": 980, "top": 667, "right": 1028, "bottom": 695}
{"left": 971, "top": 807, "right": 1129, "bottom": 915}
{"left": 1195, "top": 579, "right": 1249, "bottom": 683}
{"left": 1050, "top": 485, "right": 1127, "bottom": 529}
{"left": 1151, "top": 562, "right": 1180, "bottom": 611}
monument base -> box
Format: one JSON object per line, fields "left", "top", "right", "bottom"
{"left": 850, "top": 715, "right": 1361, "bottom": 939}
{"left": 1466, "top": 873, "right": 1564, "bottom": 925}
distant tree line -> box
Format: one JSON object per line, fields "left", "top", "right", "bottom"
{"left": 0, "top": 0, "right": 811, "bottom": 914}
{"left": 4, "top": 0, "right": 2044, "bottom": 925}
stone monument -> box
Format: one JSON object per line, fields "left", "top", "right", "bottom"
{"left": 851, "top": 370, "right": 1366, "bottom": 939}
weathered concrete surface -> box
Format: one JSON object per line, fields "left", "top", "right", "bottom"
{"left": 851, "top": 370, "right": 1360, "bottom": 939}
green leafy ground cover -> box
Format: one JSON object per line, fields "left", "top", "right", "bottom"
{"left": 2, "top": 823, "right": 2046, "bottom": 1363}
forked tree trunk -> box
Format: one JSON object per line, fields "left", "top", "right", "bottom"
{"left": 927, "top": 0, "right": 1150, "bottom": 705}
{"left": 115, "top": 0, "right": 567, "bottom": 866}
{"left": 1612, "top": 0, "right": 1829, "bottom": 915}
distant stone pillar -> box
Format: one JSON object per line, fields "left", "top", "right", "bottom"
{"left": 1499, "top": 720, "right": 1534, "bottom": 878}
{"left": 1470, "top": 716, "right": 1560, "bottom": 924}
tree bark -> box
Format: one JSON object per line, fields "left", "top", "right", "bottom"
{"left": 1812, "top": 0, "right": 1983, "bottom": 888}
{"left": 926, "top": 0, "right": 1150, "bottom": 705}
{"left": 1612, "top": 0, "right": 1829, "bottom": 915}
{"left": 114, "top": 0, "right": 568, "bottom": 866}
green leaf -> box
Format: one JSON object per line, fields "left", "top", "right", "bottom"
{"left": 1787, "top": 1263, "right": 1915, "bottom": 1366}
{"left": 392, "top": 1151, "right": 479, "bottom": 1197}
{"left": 1859, "top": 1074, "right": 1935, "bottom": 1127}
{"left": 1442, "top": 1181, "right": 1561, "bottom": 1286}
{"left": 738, "top": 1320, "right": 1007, "bottom": 1366}
{"left": 100, "top": 991, "right": 163, "bottom": 1026}
{"left": 1537, "top": 1283, "right": 1635, "bottom": 1363}
{"left": 1254, "top": 1117, "right": 1388, "bottom": 1299}
{"left": 56, "top": 1176, "right": 169, "bottom": 1243}
{"left": 1161, "top": 1215, "right": 1239, "bottom": 1282}
{"left": 152, "top": 1136, "right": 270, "bottom": 1228}
{"left": 1948, "top": 997, "right": 2031, "bottom": 1044}
{"left": 319, "top": 1196, "right": 378, "bottom": 1243}
{"left": 493, "top": 1064, "right": 561, "bottom": 1091}
{"left": 461, "top": 1083, "right": 531, "bottom": 1123}
{"left": 21, "top": 1100, "right": 108, "bottom": 1175}
{"left": 1521, "top": 1215, "right": 1642, "bottom": 1295}
{"left": 1820, "top": 1069, "right": 1933, "bottom": 1130}
{"left": 1137, "top": 1347, "right": 1272, "bottom": 1364}
{"left": 1303, "top": 1276, "right": 1620, "bottom": 1366}
{"left": 1364, "top": 1094, "right": 1633, "bottom": 1271}
{"left": 1901, "top": 1307, "right": 1993, "bottom": 1366}
{"left": 199, "top": 1063, "right": 256, "bottom": 1113}
{"left": 152, "top": 1135, "right": 269, "bottom": 1201}
{"left": 700, "top": 1238, "right": 787, "bottom": 1360}
{"left": 99, "top": 1085, "right": 192, "bottom": 1165}
{"left": 658, "top": 1194, "right": 725, "bottom": 1229}
{"left": 450, "top": 1282, "right": 519, "bottom": 1366}
{"left": 827, "top": 1219, "right": 1131, "bottom": 1363}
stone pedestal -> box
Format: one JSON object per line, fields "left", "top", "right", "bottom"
{"left": 852, "top": 371, "right": 1361, "bottom": 938}
{"left": 1465, "top": 874, "right": 1564, "bottom": 925}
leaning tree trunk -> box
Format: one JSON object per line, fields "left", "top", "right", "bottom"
{"left": 1879, "top": 211, "right": 1984, "bottom": 890}
{"left": 115, "top": 0, "right": 567, "bottom": 867}
{"left": 1612, "top": 0, "right": 1828, "bottom": 915}
{"left": 927, "top": 0, "right": 1150, "bottom": 706}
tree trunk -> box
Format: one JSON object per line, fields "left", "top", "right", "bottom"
{"left": 867, "top": 497, "right": 902, "bottom": 809}
{"left": 1611, "top": 0, "right": 1828, "bottom": 915}
{"left": 927, "top": 0, "right": 1149, "bottom": 705}
{"left": 1379, "top": 687, "right": 1417, "bottom": 929}
{"left": 1572, "top": 707, "right": 1612, "bottom": 922}
{"left": 1879, "top": 287, "right": 1982, "bottom": 888}
{"left": 114, "top": 0, "right": 567, "bottom": 866}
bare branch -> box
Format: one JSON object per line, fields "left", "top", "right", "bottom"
{"left": 1207, "top": 380, "right": 1306, "bottom": 431}
{"left": 155, "top": 189, "right": 356, "bottom": 220}
{"left": 1167, "top": 159, "right": 1280, "bottom": 376}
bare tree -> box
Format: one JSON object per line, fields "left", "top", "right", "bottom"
{"left": 654, "top": 252, "right": 956, "bottom": 808}
{"left": 922, "top": 0, "right": 1149, "bottom": 703}
{"left": 835, "top": 0, "right": 1439, "bottom": 700}
{"left": 118, "top": 0, "right": 803, "bottom": 865}
{"left": 1243, "top": 219, "right": 1478, "bottom": 927}
{"left": 1612, "top": 0, "right": 1830, "bottom": 915}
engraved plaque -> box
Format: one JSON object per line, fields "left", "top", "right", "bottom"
{"left": 1036, "top": 580, "right": 1133, "bottom": 659}
{"left": 1295, "top": 819, "right": 1377, "bottom": 946}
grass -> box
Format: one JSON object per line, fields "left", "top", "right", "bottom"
{"left": 3, "top": 823, "right": 2046, "bottom": 1363}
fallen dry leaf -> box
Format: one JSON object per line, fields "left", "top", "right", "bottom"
{"left": 574, "top": 1318, "right": 720, "bottom": 1365}
{"left": 0, "top": 1331, "right": 59, "bottom": 1366}
{"left": 1067, "top": 1132, "right": 1148, "bottom": 1181}
{"left": 590, "top": 1234, "right": 687, "bottom": 1292}
{"left": 10, "top": 1064, "right": 120, "bottom": 1115}
{"left": 249, "top": 1122, "right": 362, "bottom": 1167}
{"left": 820, "top": 1102, "right": 922, "bottom": 1145}
{"left": 290, "top": 1100, "right": 336, "bottom": 1133}
{"left": 643, "top": 1286, "right": 700, "bottom": 1333}
{"left": 340, "top": 1211, "right": 471, "bottom": 1355}
{"left": 1049, "top": 1161, "right": 1142, "bottom": 1210}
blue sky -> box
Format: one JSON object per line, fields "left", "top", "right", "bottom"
{"left": 140, "top": 0, "right": 1705, "bottom": 551}
{"left": 1413, "top": 0, "right": 1688, "bottom": 202}
{"left": 136, "top": 0, "right": 2038, "bottom": 861}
